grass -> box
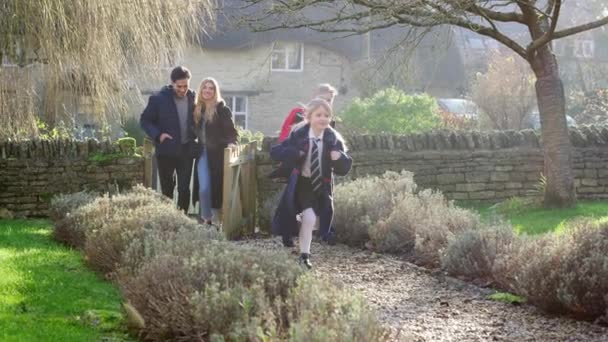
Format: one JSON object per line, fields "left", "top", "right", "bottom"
{"left": 488, "top": 292, "right": 526, "bottom": 305}
{"left": 459, "top": 199, "right": 608, "bottom": 235}
{"left": 0, "top": 219, "right": 132, "bottom": 342}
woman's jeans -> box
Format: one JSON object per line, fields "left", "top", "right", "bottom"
{"left": 197, "top": 149, "right": 212, "bottom": 220}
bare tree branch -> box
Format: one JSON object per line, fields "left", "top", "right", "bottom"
{"left": 526, "top": 0, "right": 560, "bottom": 54}
{"left": 553, "top": 15, "right": 608, "bottom": 39}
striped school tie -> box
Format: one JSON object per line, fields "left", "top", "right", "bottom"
{"left": 310, "top": 138, "right": 322, "bottom": 194}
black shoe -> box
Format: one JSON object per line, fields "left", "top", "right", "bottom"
{"left": 322, "top": 233, "right": 337, "bottom": 246}
{"left": 282, "top": 236, "right": 295, "bottom": 247}
{"left": 299, "top": 253, "right": 312, "bottom": 270}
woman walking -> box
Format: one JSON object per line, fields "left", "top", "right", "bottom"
{"left": 192, "top": 77, "right": 238, "bottom": 225}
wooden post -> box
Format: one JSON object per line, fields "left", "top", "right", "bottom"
{"left": 143, "top": 137, "right": 154, "bottom": 188}
{"left": 249, "top": 141, "right": 257, "bottom": 233}
{"left": 221, "top": 146, "right": 233, "bottom": 236}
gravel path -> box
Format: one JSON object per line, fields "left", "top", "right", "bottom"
{"left": 236, "top": 237, "right": 608, "bottom": 342}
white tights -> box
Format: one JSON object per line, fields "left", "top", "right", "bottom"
{"left": 298, "top": 208, "right": 317, "bottom": 254}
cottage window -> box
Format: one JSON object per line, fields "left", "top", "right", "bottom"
{"left": 271, "top": 42, "right": 303, "bottom": 72}
{"left": 225, "top": 95, "right": 248, "bottom": 128}
{"left": 573, "top": 39, "right": 595, "bottom": 59}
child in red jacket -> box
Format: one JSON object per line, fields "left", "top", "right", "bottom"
{"left": 277, "top": 83, "right": 337, "bottom": 143}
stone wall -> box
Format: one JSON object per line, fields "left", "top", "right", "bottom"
{"left": 4, "top": 126, "right": 608, "bottom": 219}
{"left": 0, "top": 139, "right": 144, "bottom": 217}
{"left": 256, "top": 126, "right": 608, "bottom": 214}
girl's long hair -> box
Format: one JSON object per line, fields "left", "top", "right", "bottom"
{"left": 293, "top": 97, "right": 347, "bottom": 151}
{"left": 194, "top": 77, "right": 223, "bottom": 125}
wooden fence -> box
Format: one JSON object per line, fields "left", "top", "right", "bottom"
{"left": 143, "top": 138, "right": 258, "bottom": 239}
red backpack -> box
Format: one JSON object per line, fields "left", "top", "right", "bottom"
{"left": 278, "top": 107, "right": 305, "bottom": 143}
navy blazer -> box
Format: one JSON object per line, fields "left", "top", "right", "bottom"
{"left": 270, "top": 124, "right": 352, "bottom": 239}
{"left": 140, "top": 85, "right": 196, "bottom": 156}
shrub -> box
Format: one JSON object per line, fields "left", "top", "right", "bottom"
{"left": 52, "top": 185, "right": 171, "bottom": 249}
{"left": 441, "top": 223, "right": 521, "bottom": 288}
{"left": 333, "top": 171, "right": 417, "bottom": 246}
{"left": 287, "top": 275, "right": 390, "bottom": 341}
{"left": 117, "top": 237, "right": 303, "bottom": 341}
{"left": 84, "top": 202, "right": 218, "bottom": 275}
{"left": 49, "top": 191, "right": 97, "bottom": 222}
{"left": 339, "top": 88, "right": 440, "bottom": 135}
{"left": 512, "top": 218, "right": 608, "bottom": 319}
{"left": 120, "top": 116, "right": 145, "bottom": 147}
{"left": 119, "top": 224, "right": 224, "bottom": 275}
{"left": 53, "top": 196, "right": 113, "bottom": 249}
{"left": 370, "top": 189, "right": 479, "bottom": 266}
{"left": 569, "top": 88, "right": 608, "bottom": 125}
{"left": 117, "top": 230, "right": 388, "bottom": 341}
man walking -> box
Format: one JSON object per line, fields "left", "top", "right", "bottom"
{"left": 140, "top": 66, "right": 196, "bottom": 213}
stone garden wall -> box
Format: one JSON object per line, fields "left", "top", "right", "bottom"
{"left": 3, "top": 126, "right": 608, "bottom": 218}
{"left": 0, "top": 139, "right": 144, "bottom": 217}
{"left": 256, "top": 126, "right": 608, "bottom": 211}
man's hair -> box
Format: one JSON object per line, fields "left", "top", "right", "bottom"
{"left": 314, "top": 83, "right": 338, "bottom": 98}
{"left": 170, "top": 66, "right": 191, "bottom": 82}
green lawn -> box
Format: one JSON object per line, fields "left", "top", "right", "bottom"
{"left": 460, "top": 200, "right": 608, "bottom": 235}
{"left": 0, "top": 219, "right": 132, "bottom": 341}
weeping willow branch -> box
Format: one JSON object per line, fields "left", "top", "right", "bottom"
{"left": 0, "top": 0, "right": 216, "bottom": 140}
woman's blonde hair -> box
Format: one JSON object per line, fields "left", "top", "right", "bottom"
{"left": 194, "top": 77, "right": 223, "bottom": 125}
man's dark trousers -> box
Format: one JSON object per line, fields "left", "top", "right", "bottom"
{"left": 156, "top": 145, "right": 193, "bottom": 213}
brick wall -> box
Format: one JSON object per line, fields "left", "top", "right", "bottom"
{"left": 0, "top": 139, "right": 144, "bottom": 217}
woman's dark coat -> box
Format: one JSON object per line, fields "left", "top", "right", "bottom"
{"left": 192, "top": 101, "right": 238, "bottom": 209}
{"left": 270, "top": 123, "right": 352, "bottom": 240}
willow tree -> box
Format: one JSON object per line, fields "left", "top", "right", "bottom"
{"left": 239, "top": 0, "right": 608, "bottom": 207}
{"left": 0, "top": 0, "right": 215, "bottom": 140}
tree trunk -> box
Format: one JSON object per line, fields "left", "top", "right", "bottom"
{"left": 531, "top": 49, "right": 576, "bottom": 207}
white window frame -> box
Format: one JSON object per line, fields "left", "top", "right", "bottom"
{"left": 271, "top": 42, "right": 304, "bottom": 72}
{"left": 573, "top": 39, "right": 595, "bottom": 59}
{"left": 225, "top": 95, "right": 249, "bottom": 129}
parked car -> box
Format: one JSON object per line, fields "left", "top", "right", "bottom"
{"left": 524, "top": 111, "right": 577, "bottom": 130}
{"left": 436, "top": 98, "right": 480, "bottom": 120}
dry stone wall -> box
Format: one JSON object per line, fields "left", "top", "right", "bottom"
{"left": 0, "top": 139, "right": 144, "bottom": 217}
{"left": 257, "top": 126, "right": 608, "bottom": 213}
{"left": 3, "top": 126, "right": 608, "bottom": 219}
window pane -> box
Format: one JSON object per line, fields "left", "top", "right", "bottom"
{"left": 235, "top": 114, "right": 246, "bottom": 128}
{"left": 271, "top": 50, "right": 286, "bottom": 69}
{"left": 234, "top": 96, "right": 245, "bottom": 112}
{"left": 287, "top": 44, "right": 302, "bottom": 69}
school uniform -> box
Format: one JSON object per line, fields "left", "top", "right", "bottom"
{"left": 270, "top": 123, "right": 352, "bottom": 243}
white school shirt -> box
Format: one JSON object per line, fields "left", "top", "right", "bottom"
{"left": 302, "top": 129, "right": 324, "bottom": 178}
